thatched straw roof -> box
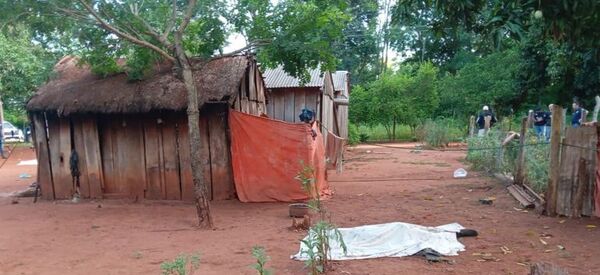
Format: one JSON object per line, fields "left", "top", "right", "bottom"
{"left": 27, "top": 55, "right": 251, "bottom": 115}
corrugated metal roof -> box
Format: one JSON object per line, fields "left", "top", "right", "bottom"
{"left": 332, "top": 71, "right": 349, "bottom": 96}
{"left": 263, "top": 66, "right": 324, "bottom": 88}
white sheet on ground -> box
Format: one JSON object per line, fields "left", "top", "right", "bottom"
{"left": 291, "top": 222, "right": 465, "bottom": 261}
{"left": 17, "top": 159, "right": 37, "bottom": 166}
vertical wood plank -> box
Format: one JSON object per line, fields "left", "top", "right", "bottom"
{"left": 143, "top": 117, "right": 163, "bottom": 199}
{"left": 47, "top": 115, "right": 73, "bottom": 199}
{"left": 546, "top": 106, "right": 563, "bottom": 216}
{"left": 208, "top": 106, "right": 234, "bottom": 200}
{"left": 81, "top": 118, "right": 103, "bottom": 198}
{"left": 177, "top": 115, "right": 193, "bottom": 201}
{"left": 284, "top": 91, "right": 295, "bottom": 122}
{"left": 249, "top": 64, "right": 257, "bottom": 100}
{"left": 305, "top": 92, "right": 318, "bottom": 115}
{"left": 294, "top": 90, "right": 306, "bottom": 122}
{"left": 32, "top": 113, "right": 54, "bottom": 200}
{"left": 162, "top": 115, "right": 181, "bottom": 200}
{"left": 72, "top": 117, "right": 90, "bottom": 198}
{"left": 256, "top": 65, "right": 265, "bottom": 102}
{"left": 266, "top": 98, "right": 274, "bottom": 117}
{"left": 113, "top": 116, "right": 146, "bottom": 199}
{"left": 100, "top": 118, "right": 117, "bottom": 194}
{"left": 273, "top": 93, "right": 285, "bottom": 120}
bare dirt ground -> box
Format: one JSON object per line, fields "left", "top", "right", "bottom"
{"left": 1, "top": 144, "right": 599, "bottom": 275}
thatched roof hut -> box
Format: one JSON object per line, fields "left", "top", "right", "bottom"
{"left": 27, "top": 55, "right": 267, "bottom": 201}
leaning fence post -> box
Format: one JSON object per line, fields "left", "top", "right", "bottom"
{"left": 546, "top": 105, "right": 564, "bottom": 216}
{"left": 515, "top": 117, "right": 528, "bottom": 185}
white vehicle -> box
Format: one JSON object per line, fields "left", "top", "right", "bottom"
{"left": 2, "top": 121, "right": 25, "bottom": 142}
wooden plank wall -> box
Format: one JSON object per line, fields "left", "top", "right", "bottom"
{"left": 234, "top": 62, "right": 267, "bottom": 117}
{"left": 556, "top": 126, "right": 597, "bottom": 217}
{"left": 32, "top": 113, "right": 54, "bottom": 199}
{"left": 177, "top": 114, "right": 212, "bottom": 201}
{"left": 337, "top": 105, "right": 349, "bottom": 139}
{"left": 98, "top": 116, "right": 146, "bottom": 199}
{"left": 266, "top": 88, "right": 320, "bottom": 123}
{"left": 207, "top": 105, "right": 235, "bottom": 200}
{"left": 72, "top": 116, "right": 103, "bottom": 199}
{"left": 46, "top": 115, "right": 73, "bottom": 199}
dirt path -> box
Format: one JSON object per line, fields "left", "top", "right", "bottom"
{"left": 0, "top": 145, "right": 599, "bottom": 274}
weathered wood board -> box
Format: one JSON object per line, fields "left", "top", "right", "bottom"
{"left": 294, "top": 90, "right": 306, "bottom": 122}
{"left": 284, "top": 92, "right": 295, "bottom": 122}
{"left": 556, "top": 126, "right": 597, "bottom": 217}
{"left": 208, "top": 106, "right": 235, "bottom": 200}
{"left": 32, "top": 113, "right": 54, "bottom": 200}
{"left": 47, "top": 115, "right": 73, "bottom": 199}
{"left": 162, "top": 116, "right": 181, "bottom": 200}
{"left": 143, "top": 117, "right": 163, "bottom": 200}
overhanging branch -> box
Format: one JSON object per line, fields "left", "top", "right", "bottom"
{"left": 76, "top": 0, "right": 175, "bottom": 62}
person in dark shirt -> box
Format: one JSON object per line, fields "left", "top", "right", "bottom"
{"left": 572, "top": 102, "right": 583, "bottom": 127}
{"left": 544, "top": 105, "right": 553, "bottom": 141}
{"left": 533, "top": 107, "right": 547, "bottom": 139}
{"left": 476, "top": 106, "right": 497, "bottom": 136}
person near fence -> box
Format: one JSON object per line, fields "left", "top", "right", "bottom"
{"left": 533, "top": 107, "right": 548, "bottom": 140}
{"left": 544, "top": 104, "right": 553, "bottom": 141}
{"left": 572, "top": 102, "right": 584, "bottom": 128}
{"left": 476, "top": 106, "right": 497, "bottom": 136}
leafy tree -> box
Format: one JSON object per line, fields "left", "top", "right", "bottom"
{"left": 0, "top": 27, "right": 55, "bottom": 127}
{"left": 6, "top": 0, "right": 350, "bottom": 228}
{"left": 332, "top": 0, "right": 380, "bottom": 85}
{"left": 394, "top": 0, "right": 600, "bottom": 105}
{"left": 350, "top": 62, "right": 439, "bottom": 139}
{"left": 436, "top": 47, "right": 522, "bottom": 119}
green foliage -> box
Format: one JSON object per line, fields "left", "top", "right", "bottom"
{"left": 466, "top": 129, "right": 549, "bottom": 192}
{"left": 333, "top": 0, "right": 381, "bottom": 85}
{"left": 295, "top": 162, "right": 346, "bottom": 274}
{"left": 466, "top": 130, "right": 513, "bottom": 174}
{"left": 349, "top": 63, "right": 439, "bottom": 139}
{"left": 160, "top": 252, "right": 200, "bottom": 275}
{"left": 251, "top": 246, "right": 273, "bottom": 275}
{"left": 357, "top": 124, "right": 413, "bottom": 142}
{"left": 416, "top": 119, "right": 464, "bottom": 147}
{"left": 436, "top": 47, "right": 522, "bottom": 119}
{"left": 301, "top": 221, "right": 347, "bottom": 275}
{"left": 0, "top": 27, "right": 55, "bottom": 122}
{"left": 347, "top": 123, "right": 360, "bottom": 145}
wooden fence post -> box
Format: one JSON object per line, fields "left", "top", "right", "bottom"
{"left": 469, "top": 115, "right": 475, "bottom": 137}
{"left": 515, "top": 117, "right": 528, "bottom": 185}
{"left": 546, "top": 105, "right": 564, "bottom": 216}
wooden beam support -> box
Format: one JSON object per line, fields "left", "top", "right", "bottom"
{"left": 546, "top": 105, "right": 564, "bottom": 216}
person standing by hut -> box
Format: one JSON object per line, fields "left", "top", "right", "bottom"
{"left": 476, "top": 106, "right": 497, "bottom": 136}
{"left": 571, "top": 101, "right": 584, "bottom": 128}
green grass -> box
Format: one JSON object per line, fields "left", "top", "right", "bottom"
{"left": 356, "top": 124, "right": 414, "bottom": 142}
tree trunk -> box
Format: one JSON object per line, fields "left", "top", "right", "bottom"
{"left": 392, "top": 117, "right": 396, "bottom": 141}
{"left": 174, "top": 40, "right": 213, "bottom": 229}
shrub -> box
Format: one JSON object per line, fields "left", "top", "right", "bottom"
{"left": 251, "top": 246, "right": 273, "bottom": 275}
{"left": 348, "top": 123, "right": 360, "bottom": 145}
{"left": 417, "top": 119, "right": 465, "bottom": 147}
{"left": 466, "top": 129, "right": 550, "bottom": 192}
{"left": 160, "top": 252, "right": 200, "bottom": 275}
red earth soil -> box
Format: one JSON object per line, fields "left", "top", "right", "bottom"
{"left": 0, "top": 144, "right": 599, "bottom": 275}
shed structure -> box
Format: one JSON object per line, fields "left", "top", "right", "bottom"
{"left": 263, "top": 66, "right": 350, "bottom": 141}
{"left": 27, "top": 55, "right": 267, "bottom": 201}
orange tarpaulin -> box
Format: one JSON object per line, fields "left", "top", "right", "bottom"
{"left": 229, "top": 110, "right": 329, "bottom": 202}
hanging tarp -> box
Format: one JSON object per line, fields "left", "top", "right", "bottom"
{"left": 229, "top": 110, "right": 328, "bottom": 202}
